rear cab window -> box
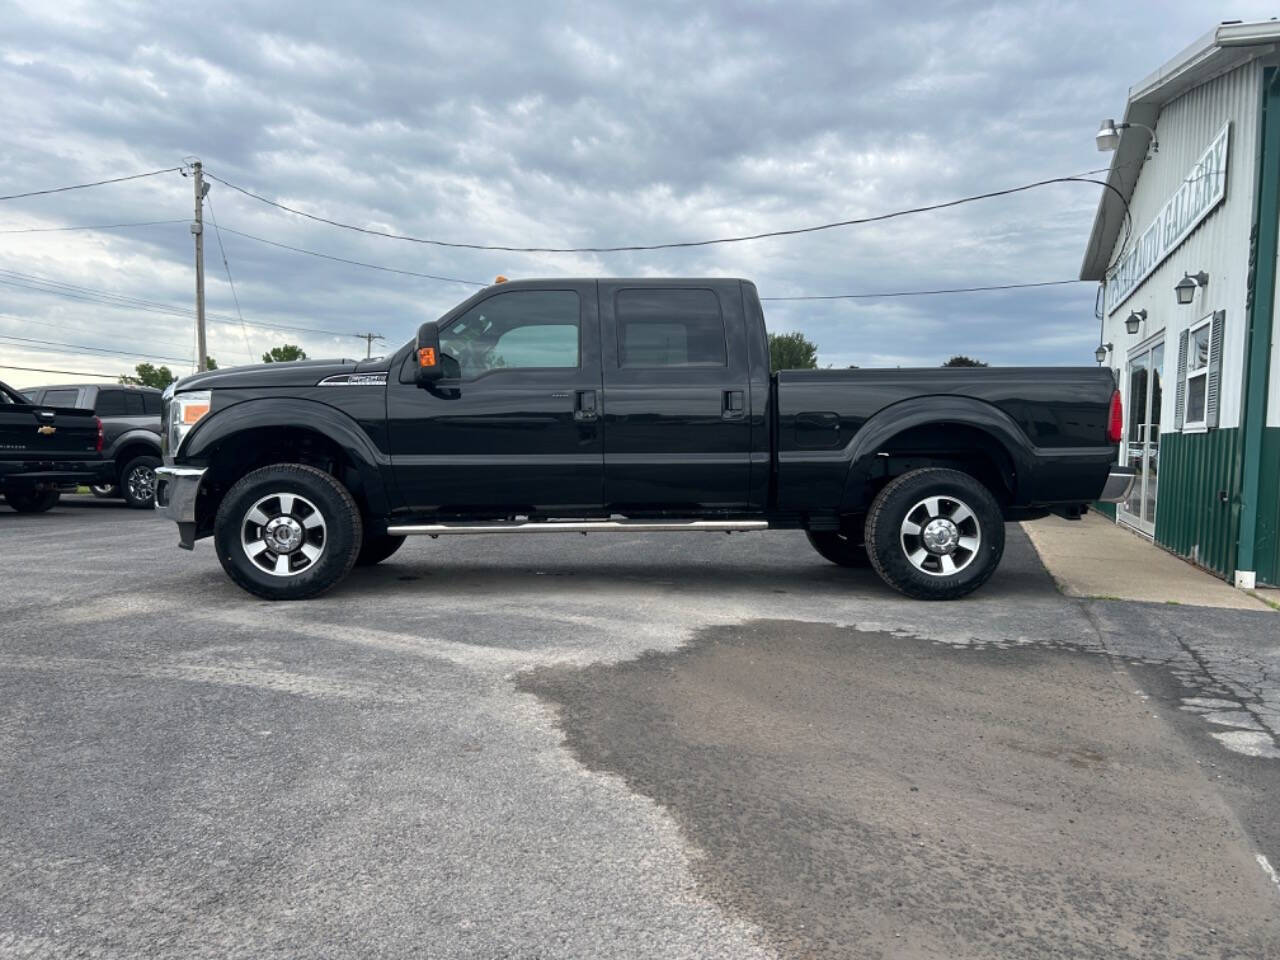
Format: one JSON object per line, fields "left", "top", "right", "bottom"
{"left": 615, "top": 288, "right": 727, "bottom": 368}
{"left": 42, "top": 389, "right": 80, "bottom": 408}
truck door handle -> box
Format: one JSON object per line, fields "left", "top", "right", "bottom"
{"left": 722, "top": 390, "right": 745, "bottom": 420}
{"left": 574, "top": 389, "right": 598, "bottom": 422}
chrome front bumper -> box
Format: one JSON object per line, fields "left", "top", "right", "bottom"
{"left": 154, "top": 465, "right": 206, "bottom": 549}
{"left": 1098, "top": 466, "right": 1136, "bottom": 504}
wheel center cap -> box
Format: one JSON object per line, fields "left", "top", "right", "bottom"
{"left": 264, "top": 516, "right": 303, "bottom": 553}
{"left": 922, "top": 518, "right": 959, "bottom": 554}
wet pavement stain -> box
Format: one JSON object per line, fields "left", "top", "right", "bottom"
{"left": 520, "top": 619, "right": 1280, "bottom": 960}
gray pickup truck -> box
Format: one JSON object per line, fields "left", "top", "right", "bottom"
{"left": 22, "top": 383, "right": 163, "bottom": 508}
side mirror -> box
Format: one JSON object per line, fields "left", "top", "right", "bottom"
{"left": 415, "top": 321, "right": 443, "bottom": 386}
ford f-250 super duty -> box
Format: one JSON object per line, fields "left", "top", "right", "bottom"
{"left": 155, "top": 277, "right": 1133, "bottom": 601}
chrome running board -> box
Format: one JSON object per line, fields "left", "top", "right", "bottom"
{"left": 387, "top": 519, "right": 769, "bottom": 536}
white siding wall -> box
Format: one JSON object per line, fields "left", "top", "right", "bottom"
{"left": 1101, "top": 60, "right": 1262, "bottom": 432}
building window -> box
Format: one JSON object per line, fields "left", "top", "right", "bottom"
{"left": 1183, "top": 315, "right": 1212, "bottom": 429}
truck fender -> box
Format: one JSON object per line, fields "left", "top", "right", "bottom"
{"left": 106, "top": 428, "right": 161, "bottom": 461}
{"left": 838, "top": 395, "right": 1034, "bottom": 511}
{"left": 182, "top": 397, "right": 393, "bottom": 516}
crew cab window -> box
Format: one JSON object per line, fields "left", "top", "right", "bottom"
{"left": 95, "top": 390, "right": 126, "bottom": 416}
{"left": 440, "top": 290, "right": 580, "bottom": 379}
{"left": 616, "top": 288, "right": 726, "bottom": 368}
{"left": 42, "top": 389, "right": 79, "bottom": 407}
{"left": 124, "top": 392, "right": 146, "bottom": 415}
{"left": 143, "top": 392, "right": 162, "bottom": 415}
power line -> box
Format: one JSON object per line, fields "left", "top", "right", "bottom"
{"left": 215, "top": 224, "right": 485, "bottom": 286}
{"left": 0, "top": 167, "right": 182, "bottom": 202}
{"left": 760, "top": 279, "right": 1086, "bottom": 301}
{"left": 0, "top": 363, "right": 119, "bottom": 379}
{"left": 0, "top": 333, "right": 189, "bottom": 364}
{"left": 205, "top": 168, "right": 1124, "bottom": 254}
{"left": 0, "top": 219, "right": 187, "bottom": 234}
{"left": 0, "top": 267, "right": 377, "bottom": 341}
{"left": 206, "top": 195, "right": 256, "bottom": 363}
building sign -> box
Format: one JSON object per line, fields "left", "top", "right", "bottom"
{"left": 1107, "top": 122, "right": 1230, "bottom": 314}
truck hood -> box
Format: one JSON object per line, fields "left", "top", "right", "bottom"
{"left": 172, "top": 356, "right": 391, "bottom": 392}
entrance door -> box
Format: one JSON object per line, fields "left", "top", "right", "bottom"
{"left": 1120, "top": 341, "right": 1163, "bottom": 535}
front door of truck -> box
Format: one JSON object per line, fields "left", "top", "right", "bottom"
{"left": 598, "top": 282, "right": 752, "bottom": 511}
{"left": 387, "top": 283, "right": 604, "bottom": 515}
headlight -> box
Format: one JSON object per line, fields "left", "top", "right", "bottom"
{"left": 167, "top": 390, "right": 212, "bottom": 457}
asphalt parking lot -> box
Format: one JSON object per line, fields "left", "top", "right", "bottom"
{"left": 2, "top": 497, "right": 1279, "bottom": 959}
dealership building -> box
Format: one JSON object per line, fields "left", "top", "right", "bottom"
{"left": 1082, "top": 20, "right": 1280, "bottom": 588}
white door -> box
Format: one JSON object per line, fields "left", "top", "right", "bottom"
{"left": 1120, "top": 341, "right": 1163, "bottom": 536}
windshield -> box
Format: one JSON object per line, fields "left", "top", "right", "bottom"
{"left": 0, "top": 382, "right": 29, "bottom": 405}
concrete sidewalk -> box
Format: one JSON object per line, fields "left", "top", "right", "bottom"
{"left": 1020, "top": 512, "right": 1273, "bottom": 611}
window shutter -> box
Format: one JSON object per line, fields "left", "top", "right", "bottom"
{"left": 1174, "top": 328, "right": 1189, "bottom": 431}
{"left": 1205, "top": 310, "right": 1225, "bottom": 429}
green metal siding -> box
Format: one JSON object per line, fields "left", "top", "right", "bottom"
{"left": 1093, "top": 500, "right": 1117, "bottom": 520}
{"left": 1153, "top": 430, "right": 1242, "bottom": 579}
{"left": 1257, "top": 427, "right": 1280, "bottom": 585}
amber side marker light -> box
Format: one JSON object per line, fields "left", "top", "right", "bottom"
{"left": 417, "top": 347, "right": 437, "bottom": 368}
{"left": 181, "top": 402, "right": 210, "bottom": 424}
{"left": 494, "top": 275, "right": 508, "bottom": 284}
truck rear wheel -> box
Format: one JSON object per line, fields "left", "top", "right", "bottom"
{"left": 864, "top": 468, "right": 1004, "bottom": 601}
{"left": 805, "top": 526, "right": 870, "bottom": 567}
{"left": 4, "top": 489, "right": 61, "bottom": 513}
{"left": 214, "top": 463, "right": 363, "bottom": 601}
{"left": 121, "top": 454, "right": 161, "bottom": 509}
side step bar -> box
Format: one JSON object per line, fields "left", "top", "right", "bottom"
{"left": 387, "top": 519, "right": 770, "bottom": 537}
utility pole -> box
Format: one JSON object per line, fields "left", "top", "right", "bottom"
{"left": 353, "top": 332, "right": 384, "bottom": 359}
{"left": 191, "top": 160, "right": 209, "bottom": 372}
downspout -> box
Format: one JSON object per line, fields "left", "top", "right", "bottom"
{"left": 1234, "top": 66, "right": 1280, "bottom": 588}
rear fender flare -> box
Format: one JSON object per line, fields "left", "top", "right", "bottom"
{"left": 106, "top": 428, "right": 161, "bottom": 462}
{"left": 182, "top": 397, "right": 392, "bottom": 516}
{"left": 838, "top": 396, "right": 1033, "bottom": 511}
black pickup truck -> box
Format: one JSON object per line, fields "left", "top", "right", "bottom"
{"left": 0, "top": 379, "right": 107, "bottom": 512}
{"left": 155, "top": 278, "right": 1132, "bottom": 601}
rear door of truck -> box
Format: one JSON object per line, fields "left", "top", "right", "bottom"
{"left": 598, "top": 280, "right": 753, "bottom": 511}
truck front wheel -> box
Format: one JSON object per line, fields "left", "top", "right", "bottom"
{"left": 864, "top": 468, "right": 1004, "bottom": 601}
{"left": 214, "top": 463, "right": 363, "bottom": 601}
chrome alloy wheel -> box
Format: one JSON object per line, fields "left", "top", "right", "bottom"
{"left": 899, "top": 495, "right": 981, "bottom": 577}
{"left": 240, "top": 492, "right": 327, "bottom": 577}
{"left": 126, "top": 464, "right": 155, "bottom": 502}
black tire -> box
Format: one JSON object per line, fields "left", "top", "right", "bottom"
{"left": 864, "top": 468, "right": 1005, "bottom": 601}
{"left": 120, "top": 455, "right": 161, "bottom": 509}
{"left": 214, "top": 463, "right": 363, "bottom": 601}
{"left": 806, "top": 526, "right": 871, "bottom": 568}
{"left": 5, "top": 489, "right": 61, "bottom": 513}
{"left": 355, "top": 533, "right": 406, "bottom": 566}
{"left": 90, "top": 484, "right": 120, "bottom": 499}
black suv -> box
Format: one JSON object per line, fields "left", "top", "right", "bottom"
{"left": 23, "top": 383, "right": 163, "bottom": 508}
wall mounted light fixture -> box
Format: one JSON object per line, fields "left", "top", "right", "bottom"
{"left": 1095, "top": 342, "right": 1113, "bottom": 365}
{"left": 1175, "top": 271, "right": 1209, "bottom": 305}
{"left": 1096, "top": 118, "right": 1159, "bottom": 153}
{"left": 1124, "top": 309, "right": 1147, "bottom": 335}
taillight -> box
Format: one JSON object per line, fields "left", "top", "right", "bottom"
{"left": 95, "top": 416, "right": 104, "bottom": 452}
{"left": 1108, "top": 390, "right": 1123, "bottom": 444}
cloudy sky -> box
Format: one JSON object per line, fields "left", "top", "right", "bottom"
{"left": 0, "top": 1, "right": 1275, "bottom": 387}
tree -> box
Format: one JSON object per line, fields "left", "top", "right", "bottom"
{"left": 943, "top": 355, "right": 988, "bottom": 368}
{"left": 262, "top": 344, "right": 308, "bottom": 363}
{"left": 119, "top": 363, "right": 176, "bottom": 388}
{"left": 768, "top": 331, "right": 819, "bottom": 372}
{"left": 119, "top": 356, "right": 217, "bottom": 388}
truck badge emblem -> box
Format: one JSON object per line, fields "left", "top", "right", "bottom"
{"left": 37, "top": 425, "right": 56, "bottom": 436}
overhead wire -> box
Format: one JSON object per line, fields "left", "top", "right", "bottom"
{"left": 760, "top": 279, "right": 1086, "bottom": 301}
{"left": 0, "top": 219, "right": 187, "bottom": 234}
{"left": 0, "top": 333, "right": 190, "bottom": 364}
{"left": 205, "top": 195, "right": 257, "bottom": 363}
{"left": 0, "top": 363, "right": 119, "bottom": 379}
{"left": 204, "top": 167, "right": 1133, "bottom": 254}
{"left": 0, "top": 167, "right": 183, "bottom": 202}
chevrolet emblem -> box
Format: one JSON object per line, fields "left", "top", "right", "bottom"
{"left": 37, "top": 425, "right": 56, "bottom": 436}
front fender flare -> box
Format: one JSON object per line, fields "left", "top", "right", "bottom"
{"left": 182, "top": 397, "right": 393, "bottom": 516}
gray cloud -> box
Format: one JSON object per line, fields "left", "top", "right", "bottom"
{"left": 2, "top": 0, "right": 1275, "bottom": 384}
